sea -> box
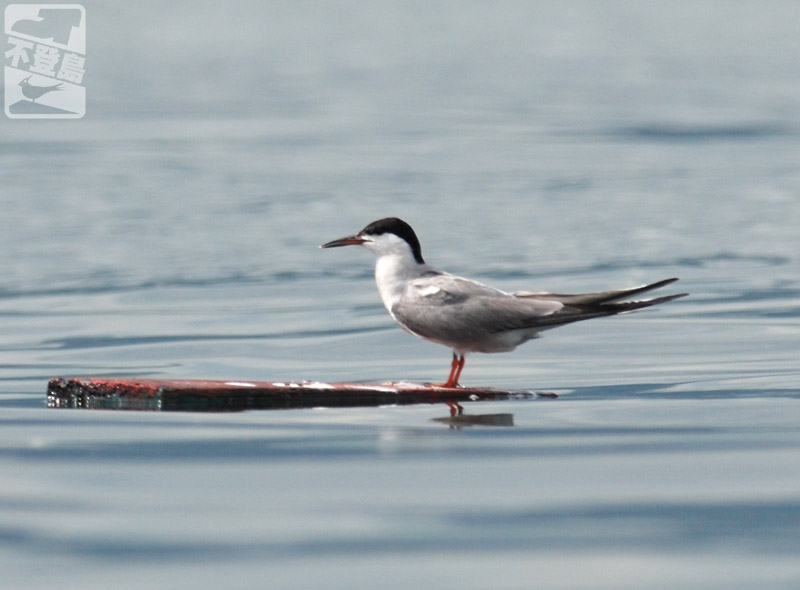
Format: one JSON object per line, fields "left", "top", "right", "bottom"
{"left": 2, "top": 1, "right": 799, "bottom": 588}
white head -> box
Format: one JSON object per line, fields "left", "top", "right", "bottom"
{"left": 320, "top": 217, "right": 425, "bottom": 265}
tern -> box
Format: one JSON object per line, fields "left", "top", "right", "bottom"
{"left": 19, "top": 76, "right": 63, "bottom": 103}
{"left": 321, "top": 217, "right": 687, "bottom": 388}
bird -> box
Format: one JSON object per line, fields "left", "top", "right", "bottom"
{"left": 19, "top": 76, "right": 63, "bottom": 103}
{"left": 321, "top": 217, "right": 687, "bottom": 388}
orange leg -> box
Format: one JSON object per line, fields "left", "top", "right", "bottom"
{"left": 446, "top": 401, "right": 464, "bottom": 416}
{"left": 441, "top": 352, "right": 466, "bottom": 388}
{"left": 438, "top": 353, "right": 466, "bottom": 414}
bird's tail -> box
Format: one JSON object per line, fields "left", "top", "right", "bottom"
{"left": 515, "top": 278, "right": 688, "bottom": 328}
{"left": 590, "top": 290, "right": 688, "bottom": 314}
{"left": 515, "top": 278, "right": 686, "bottom": 307}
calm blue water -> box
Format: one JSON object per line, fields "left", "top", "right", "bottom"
{"left": 2, "top": 2, "right": 800, "bottom": 588}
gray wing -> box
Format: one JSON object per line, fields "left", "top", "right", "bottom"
{"left": 391, "top": 274, "right": 567, "bottom": 346}
{"left": 393, "top": 275, "right": 687, "bottom": 346}
{"left": 514, "top": 278, "right": 684, "bottom": 306}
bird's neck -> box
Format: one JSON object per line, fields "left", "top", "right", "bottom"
{"left": 374, "top": 254, "right": 428, "bottom": 313}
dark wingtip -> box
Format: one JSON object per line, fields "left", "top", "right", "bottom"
{"left": 649, "top": 277, "right": 680, "bottom": 289}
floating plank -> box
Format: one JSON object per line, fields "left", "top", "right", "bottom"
{"left": 47, "top": 377, "right": 557, "bottom": 412}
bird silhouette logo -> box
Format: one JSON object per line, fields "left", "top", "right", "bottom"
{"left": 18, "top": 76, "right": 64, "bottom": 103}
{"left": 4, "top": 4, "right": 86, "bottom": 118}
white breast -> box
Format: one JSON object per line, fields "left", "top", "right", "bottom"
{"left": 374, "top": 254, "right": 430, "bottom": 315}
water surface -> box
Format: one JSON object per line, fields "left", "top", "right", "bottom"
{"left": 2, "top": 2, "right": 799, "bottom": 588}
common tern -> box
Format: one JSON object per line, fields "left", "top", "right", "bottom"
{"left": 18, "top": 76, "right": 63, "bottom": 103}
{"left": 321, "top": 217, "right": 687, "bottom": 388}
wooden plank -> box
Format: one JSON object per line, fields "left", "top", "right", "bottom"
{"left": 46, "top": 377, "right": 557, "bottom": 412}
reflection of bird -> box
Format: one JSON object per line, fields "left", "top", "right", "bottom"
{"left": 19, "top": 76, "right": 63, "bottom": 103}
{"left": 322, "top": 217, "right": 687, "bottom": 388}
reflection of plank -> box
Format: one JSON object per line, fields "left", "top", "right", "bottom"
{"left": 47, "top": 377, "right": 557, "bottom": 412}
{"left": 432, "top": 413, "right": 515, "bottom": 427}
